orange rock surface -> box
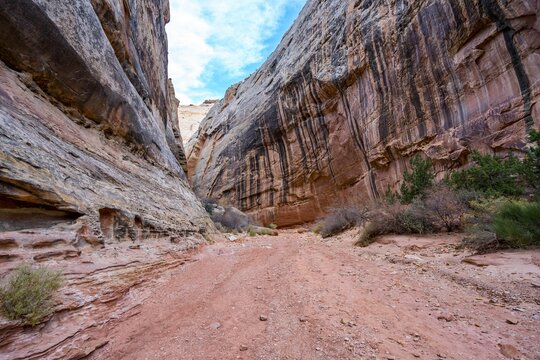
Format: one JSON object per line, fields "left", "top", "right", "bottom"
{"left": 188, "top": 0, "right": 540, "bottom": 226}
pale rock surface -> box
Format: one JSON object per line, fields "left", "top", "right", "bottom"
{"left": 178, "top": 100, "right": 217, "bottom": 146}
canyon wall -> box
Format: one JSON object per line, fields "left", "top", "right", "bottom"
{"left": 0, "top": 1, "right": 213, "bottom": 357}
{"left": 188, "top": 0, "right": 540, "bottom": 226}
{"left": 0, "top": 0, "right": 211, "bottom": 253}
{"left": 179, "top": 100, "right": 216, "bottom": 145}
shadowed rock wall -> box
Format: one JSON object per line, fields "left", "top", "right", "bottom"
{"left": 188, "top": 0, "right": 540, "bottom": 226}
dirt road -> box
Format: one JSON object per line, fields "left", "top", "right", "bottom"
{"left": 91, "top": 230, "right": 540, "bottom": 360}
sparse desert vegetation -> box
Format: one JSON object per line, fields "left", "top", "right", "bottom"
{"left": 319, "top": 206, "right": 369, "bottom": 238}
{"left": 316, "top": 131, "right": 540, "bottom": 252}
{"left": 0, "top": 265, "right": 62, "bottom": 326}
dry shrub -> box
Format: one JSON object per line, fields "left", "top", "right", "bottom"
{"left": 423, "top": 185, "right": 467, "bottom": 231}
{"left": 320, "top": 207, "right": 369, "bottom": 238}
{"left": 0, "top": 265, "right": 62, "bottom": 326}
{"left": 356, "top": 203, "right": 433, "bottom": 247}
{"left": 211, "top": 207, "right": 250, "bottom": 231}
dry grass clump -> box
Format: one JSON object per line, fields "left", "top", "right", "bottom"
{"left": 248, "top": 226, "right": 277, "bottom": 237}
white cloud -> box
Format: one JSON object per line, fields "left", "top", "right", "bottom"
{"left": 167, "top": 0, "right": 303, "bottom": 104}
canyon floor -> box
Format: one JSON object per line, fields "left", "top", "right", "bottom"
{"left": 90, "top": 230, "right": 540, "bottom": 360}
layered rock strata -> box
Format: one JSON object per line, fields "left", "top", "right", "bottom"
{"left": 0, "top": 0, "right": 211, "bottom": 252}
{"left": 0, "top": 0, "right": 213, "bottom": 357}
{"left": 188, "top": 0, "right": 540, "bottom": 226}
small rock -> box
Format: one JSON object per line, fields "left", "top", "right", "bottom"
{"left": 387, "top": 356, "right": 396, "bottom": 360}
{"left": 499, "top": 344, "right": 522, "bottom": 359}
{"left": 531, "top": 280, "right": 540, "bottom": 288}
{"left": 129, "top": 244, "right": 141, "bottom": 250}
{"left": 239, "top": 345, "right": 248, "bottom": 351}
{"left": 505, "top": 318, "right": 519, "bottom": 325}
{"left": 299, "top": 316, "right": 308, "bottom": 323}
{"left": 404, "top": 255, "right": 424, "bottom": 262}
{"left": 437, "top": 313, "right": 455, "bottom": 322}
{"left": 259, "top": 315, "right": 268, "bottom": 321}
{"left": 256, "top": 285, "right": 262, "bottom": 290}
{"left": 315, "top": 347, "right": 321, "bottom": 352}
{"left": 210, "top": 322, "right": 222, "bottom": 330}
{"left": 340, "top": 318, "right": 356, "bottom": 327}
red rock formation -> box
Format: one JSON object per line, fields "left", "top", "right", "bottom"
{"left": 188, "top": 0, "right": 540, "bottom": 226}
{"left": 0, "top": 1, "right": 213, "bottom": 357}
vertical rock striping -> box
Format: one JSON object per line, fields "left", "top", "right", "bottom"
{"left": 188, "top": 0, "right": 540, "bottom": 226}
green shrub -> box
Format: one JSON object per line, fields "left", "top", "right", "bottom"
{"left": 522, "top": 130, "right": 540, "bottom": 198}
{"left": 384, "top": 185, "right": 398, "bottom": 205}
{"left": 268, "top": 223, "right": 278, "bottom": 230}
{"left": 0, "top": 265, "right": 62, "bottom": 326}
{"left": 399, "top": 155, "right": 434, "bottom": 204}
{"left": 493, "top": 201, "right": 540, "bottom": 247}
{"left": 320, "top": 207, "right": 368, "bottom": 238}
{"left": 450, "top": 151, "right": 523, "bottom": 197}
{"left": 459, "top": 197, "right": 539, "bottom": 252}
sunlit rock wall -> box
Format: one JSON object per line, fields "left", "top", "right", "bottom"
{"left": 188, "top": 0, "right": 540, "bottom": 226}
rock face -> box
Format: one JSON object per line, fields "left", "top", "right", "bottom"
{"left": 188, "top": 0, "right": 540, "bottom": 226}
{"left": 0, "top": 0, "right": 211, "bottom": 249}
{"left": 179, "top": 101, "right": 216, "bottom": 145}
{"left": 0, "top": 1, "right": 213, "bottom": 357}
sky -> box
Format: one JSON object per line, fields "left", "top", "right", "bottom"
{"left": 167, "top": 0, "right": 306, "bottom": 105}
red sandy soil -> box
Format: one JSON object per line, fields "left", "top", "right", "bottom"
{"left": 91, "top": 230, "right": 540, "bottom": 360}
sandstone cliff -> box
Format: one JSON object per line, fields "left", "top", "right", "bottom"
{"left": 0, "top": 1, "right": 212, "bottom": 357}
{"left": 188, "top": 0, "right": 540, "bottom": 226}
{"left": 179, "top": 101, "right": 216, "bottom": 145}
{"left": 0, "top": 0, "right": 211, "bottom": 253}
